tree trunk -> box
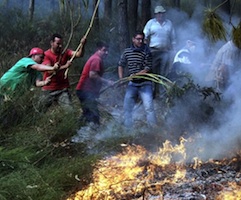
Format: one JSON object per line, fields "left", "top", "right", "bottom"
{"left": 29, "top": 0, "right": 35, "bottom": 22}
{"left": 173, "top": 0, "right": 181, "bottom": 9}
{"left": 128, "top": 0, "right": 138, "bottom": 37}
{"left": 104, "top": 0, "right": 112, "bottom": 22}
{"left": 118, "top": 0, "right": 129, "bottom": 51}
{"left": 140, "top": 0, "right": 151, "bottom": 30}
{"left": 59, "top": 0, "right": 65, "bottom": 16}
{"left": 93, "top": 0, "right": 100, "bottom": 33}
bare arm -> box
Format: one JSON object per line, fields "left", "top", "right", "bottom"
{"left": 118, "top": 66, "right": 124, "bottom": 79}
{"left": 135, "top": 69, "right": 149, "bottom": 75}
{"left": 89, "top": 70, "right": 112, "bottom": 85}
{"left": 57, "top": 60, "right": 72, "bottom": 70}
{"left": 35, "top": 76, "right": 51, "bottom": 87}
{"left": 31, "top": 63, "right": 59, "bottom": 72}
{"left": 38, "top": 61, "right": 72, "bottom": 76}
{"left": 118, "top": 66, "right": 149, "bottom": 78}
{"left": 73, "top": 37, "right": 86, "bottom": 58}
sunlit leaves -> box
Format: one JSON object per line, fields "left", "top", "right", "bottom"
{"left": 202, "top": 8, "right": 227, "bottom": 43}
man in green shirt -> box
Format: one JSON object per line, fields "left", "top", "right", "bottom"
{"left": 0, "top": 47, "right": 64, "bottom": 99}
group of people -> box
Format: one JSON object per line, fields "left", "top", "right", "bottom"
{"left": 1, "top": 4, "right": 240, "bottom": 132}
{"left": 0, "top": 5, "right": 197, "bottom": 130}
{"left": 117, "top": 5, "right": 178, "bottom": 128}
{"left": 0, "top": 33, "right": 113, "bottom": 125}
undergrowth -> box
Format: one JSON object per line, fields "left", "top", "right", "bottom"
{"left": 0, "top": 88, "right": 130, "bottom": 200}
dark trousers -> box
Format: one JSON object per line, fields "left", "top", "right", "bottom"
{"left": 151, "top": 50, "right": 171, "bottom": 97}
{"left": 76, "top": 90, "right": 99, "bottom": 125}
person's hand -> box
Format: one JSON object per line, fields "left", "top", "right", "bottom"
{"left": 45, "top": 76, "right": 51, "bottom": 85}
{"left": 136, "top": 70, "right": 148, "bottom": 75}
{"left": 53, "top": 62, "right": 60, "bottom": 71}
{"left": 117, "top": 78, "right": 127, "bottom": 91}
{"left": 108, "top": 80, "right": 115, "bottom": 86}
{"left": 65, "top": 60, "right": 72, "bottom": 69}
{"left": 80, "top": 36, "right": 86, "bottom": 44}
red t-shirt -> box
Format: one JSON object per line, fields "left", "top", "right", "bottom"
{"left": 76, "top": 52, "right": 104, "bottom": 95}
{"left": 42, "top": 49, "right": 73, "bottom": 90}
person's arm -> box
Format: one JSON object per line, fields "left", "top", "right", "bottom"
{"left": 118, "top": 52, "right": 127, "bottom": 79}
{"left": 118, "top": 66, "right": 124, "bottom": 79}
{"left": 135, "top": 47, "right": 151, "bottom": 75}
{"left": 72, "top": 36, "right": 86, "bottom": 58}
{"left": 143, "top": 20, "right": 151, "bottom": 45}
{"left": 89, "top": 71, "right": 113, "bottom": 85}
{"left": 31, "top": 63, "right": 59, "bottom": 72}
{"left": 39, "top": 61, "right": 72, "bottom": 76}
{"left": 35, "top": 76, "right": 51, "bottom": 87}
{"left": 135, "top": 69, "right": 149, "bottom": 75}
{"left": 56, "top": 60, "right": 72, "bottom": 70}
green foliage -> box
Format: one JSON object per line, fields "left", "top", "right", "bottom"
{"left": 232, "top": 21, "right": 241, "bottom": 49}
{"left": 0, "top": 81, "right": 134, "bottom": 200}
{"left": 202, "top": 8, "right": 227, "bottom": 43}
{"left": 0, "top": 1, "right": 230, "bottom": 199}
{"left": 0, "top": 151, "right": 98, "bottom": 200}
{"left": 0, "top": 90, "right": 102, "bottom": 200}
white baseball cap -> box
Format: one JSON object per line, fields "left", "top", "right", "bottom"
{"left": 154, "top": 6, "right": 166, "bottom": 13}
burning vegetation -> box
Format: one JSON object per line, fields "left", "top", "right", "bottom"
{"left": 64, "top": 65, "right": 241, "bottom": 200}
{"left": 67, "top": 136, "right": 241, "bottom": 200}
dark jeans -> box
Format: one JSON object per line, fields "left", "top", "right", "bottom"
{"left": 151, "top": 50, "right": 171, "bottom": 97}
{"left": 76, "top": 90, "right": 99, "bottom": 125}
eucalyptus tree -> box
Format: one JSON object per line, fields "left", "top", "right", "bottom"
{"left": 104, "top": 0, "right": 112, "bottom": 22}
{"left": 140, "top": 0, "right": 151, "bottom": 29}
{"left": 29, "top": 0, "right": 34, "bottom": 22}
{"left": 117, "top": 0, "right": 129, "bottom": 51}
{"left": 128, "top": 0, "right": 138, "bottom": 37}
{"left": 172, "top": 0, "right": 180, "bottom": 8}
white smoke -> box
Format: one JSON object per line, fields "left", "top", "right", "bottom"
{"left": 162, "top": 4, "right": 241, "bottom": 161}
{"left": 91, "top": 3, "right": 241, "bottom": 162}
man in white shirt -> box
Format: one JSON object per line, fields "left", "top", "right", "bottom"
{"left": 207, "top": 40, "right": 241, "bottom": 91}
{"left": 143, "top": 5, "right": 176, "bottom": 98}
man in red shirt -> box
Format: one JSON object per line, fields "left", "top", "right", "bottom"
{"left": 76, "top": 41, "right": 113, "bottom": 125}
{"left": 41, "top": 33, "right": 86, "bottom": 111}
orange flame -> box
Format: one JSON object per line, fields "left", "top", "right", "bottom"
{"left": 67, "top": 136, "right": 241, "bottom": 199}
{"left": 67, "top": 138, "right": 189, "bottom": 200}
{"left": 216, "top": 182, "right": 241, "bottom": 200}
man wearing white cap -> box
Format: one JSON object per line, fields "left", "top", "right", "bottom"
{"left": 143, "top": 5, "right": 176, "bottom": 98}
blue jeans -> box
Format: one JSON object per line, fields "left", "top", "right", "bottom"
{"left": 123, "top": 82, "right": 157, "bottom": 128}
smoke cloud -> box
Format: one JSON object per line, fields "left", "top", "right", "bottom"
{"left": 79, "top": 3, "right": 241, "bottom": 163}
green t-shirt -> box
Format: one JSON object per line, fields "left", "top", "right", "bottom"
{"left": 0, "top": 57, "right": 42, "bottom": 96}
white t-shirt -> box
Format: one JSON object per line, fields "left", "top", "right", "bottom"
{"left": 143, "top": 18, "right": 176, "bottom": 50}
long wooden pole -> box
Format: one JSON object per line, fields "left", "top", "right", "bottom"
{"left": 48, "top": 1, "right": 78, "bottom": 79}
{"left": 64, "top": 0, "right": 101, "bottom": 79}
